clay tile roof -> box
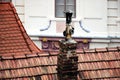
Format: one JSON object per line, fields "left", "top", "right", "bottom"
{"left": 0, "top": 2, "right": 41, "bottom": 57}
{"left": 0, "top": 2, "right": 120, "bottom": 80}
{"left": 77, "top": 47, "right": 120, "bottom": 79}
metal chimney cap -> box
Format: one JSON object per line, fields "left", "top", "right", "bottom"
{"left": 64, "top": 10, "right": 73, "bottom": 13}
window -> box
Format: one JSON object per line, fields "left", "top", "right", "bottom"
{"left": 55, "top": 0, "right": 76, "bottom": 18}
{"left": 0, "top": 0, "right": 11, "bottom": 2}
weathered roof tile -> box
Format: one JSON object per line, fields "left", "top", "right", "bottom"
{"left": 0, "top": 2, "right": 41, "bottom": 57}
{"left": 0, "top": 2, "right": 120, "bottom": 80}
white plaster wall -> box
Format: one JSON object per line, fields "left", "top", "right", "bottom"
{"left": 12, "top": 0, "right": 120, "bottom": 38}
{"left": 80, "top": 0, "right": 107, "bottom": 34}
{"left": 90, "top": 38, "right": 120, "bottom": 49}
{"left": 30, "top": 37, "right": 42, "bottom": 49}
{"left": 24, "top": 0, "right": 55, "bottom": 35}
{"left": 24, "top": 0, "right": 109, "bottom": 38}
{"left": 12, "top": 0, "right": 25, "bottom": 25}
{"left": 116, "top": 0, "right": 120, "bottom": 36}
{"left": 90, "top": 42, "right": 120, "bottom": 49}
{"left": 107, "top": 0, "right": 119, "bottom": 37}
{"left": 108, "top": 43, "right": 120, "bottom": 47}
{"left": 90, "top": 43, "right": 108, "bottom": 49}
{"left": 33, "top": 40, "right": 42, "bottom": 49}
{"left": 12, "top": 0, "right": 120, "bottom": 49}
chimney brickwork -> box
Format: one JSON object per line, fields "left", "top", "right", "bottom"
{"left": 57, "top": 10, "right": 78, "bottom": 80}
{"left": 57, "top": 39, "right": 78, "bottom": 80}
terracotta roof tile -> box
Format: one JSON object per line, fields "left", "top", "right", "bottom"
{"left": 0, "top": 2, "right": 41, "bottom": 57}
{"left": 0, "top": 2, "right": 120, "bottom": 80}
{"left": 0, "top": 48, "right": 120, "bottom": 79}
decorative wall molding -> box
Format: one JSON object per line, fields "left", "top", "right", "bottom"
{"left": 39, "top": 37, "right": 91, "bottom": 51}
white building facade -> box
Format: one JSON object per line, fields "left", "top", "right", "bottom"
{"left": 9, "top": 0, "right": 120, "bottom": 49}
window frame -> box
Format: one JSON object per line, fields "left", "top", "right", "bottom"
{"left": 55, "top": 0, "right": 76, "bottom": 18}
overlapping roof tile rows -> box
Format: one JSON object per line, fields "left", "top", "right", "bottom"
{"left": 77, "top": 47, "right": 120, "bottom": 79}
{"left": 0, "top": 2, "right": 120, "bottom": 80}
{"left": 0, "top": 48, "right": 120, "bottom": 79}
{"left": 0, "top": 52, "right": 58, "bottom": 79}
{"left": 0, "top": 2, "right": 41, "bottom": 57}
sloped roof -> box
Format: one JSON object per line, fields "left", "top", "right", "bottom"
{"left": 0, "top": 2, "right": 120, "bottom": 80}
{"left": 0, "top": 48, "right": 120, "bottom": 79}
{"left": 0, "top": 2, "right": 41, "bottom": 57}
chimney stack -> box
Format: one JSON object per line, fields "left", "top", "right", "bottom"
{"left": 57, "top": 11, "right": 78, "bottom": 80}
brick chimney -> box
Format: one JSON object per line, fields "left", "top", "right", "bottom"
{"left": 57, "top": 11, "right": 78, "bottom": 80}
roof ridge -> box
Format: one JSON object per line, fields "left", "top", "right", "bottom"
{"left": 9, "top": 3, "right": 33, "bottom": 52}
{"left": 9, "top": 3, "right": 42, "bottom": 53}
{"left": 77, "top": 47, "right": 120, "bottom": 53}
